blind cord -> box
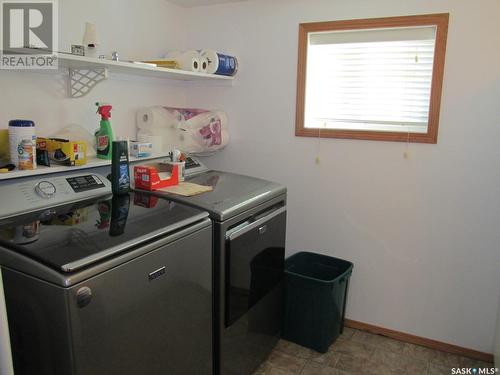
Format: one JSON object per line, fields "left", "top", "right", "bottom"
{"left": 404, "top": 46, "right": 420, "bottom": 159}
{"left": 404, "top": 127, "right": 410, "bottom": 159}
{"left": 315, "top": 125, "right": 322, "bottom": 165}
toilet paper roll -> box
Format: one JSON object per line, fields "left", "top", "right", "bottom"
{"left": 165, "top": 50, "right": 200, "bottom": 72}
{"left": 200, "top": 50, "right": 238, "bottom": 76}
{"left": 199, "top": 56, "right": 209, "bottom": 73}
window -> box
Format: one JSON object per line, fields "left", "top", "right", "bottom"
{"left": 295, "top": 14, "right": 449, "bottom": 143}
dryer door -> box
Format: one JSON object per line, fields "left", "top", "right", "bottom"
{"left": 223, "top": 205, "right": 286, "bottom": 375}
{"left": 225, "top": 207, "right": 286, "bottom": 332}
{"left": 225, "top": 205, "right": 286, "bottom": 329}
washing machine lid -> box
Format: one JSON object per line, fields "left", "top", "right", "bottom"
{"left": 151, "top": 171, "right": 286, "bottom": 221}
{"left": 0, "top": 192, "right": 208, "bottom": 272}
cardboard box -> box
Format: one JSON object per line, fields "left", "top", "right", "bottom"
{"left": 134, "top": 163, "right": 179, "bottom": 191}
{"left": 37, "top": 137, "right": 87, "bottom": 166}
{"left": 129, "top": 141, "right": 153, "bottom": 158}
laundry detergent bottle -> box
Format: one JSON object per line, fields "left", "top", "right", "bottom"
{"left": 95, "top": 102, "right": 114, "bottom": 159}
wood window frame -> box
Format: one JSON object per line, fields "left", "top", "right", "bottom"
{"left": 295, "top": 13, "right": 449, "bottom": 144}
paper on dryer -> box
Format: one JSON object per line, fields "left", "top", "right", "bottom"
{"left": 158, "top": 182, "right": 212, "bottom": 197}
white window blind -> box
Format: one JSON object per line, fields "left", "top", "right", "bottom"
{"left": 304, "top": 26, "right": 437, "bottom": 133}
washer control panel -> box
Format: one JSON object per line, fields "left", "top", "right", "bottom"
{"left": 0, "top": 173, "right": 111, "bottom": 219}
{"left": 66, "top": 175, "right": 105, "bottom": 192}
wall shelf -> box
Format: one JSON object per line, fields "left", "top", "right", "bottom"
{"left": 58, "top": 53, "right": 234, "bottom": 81}
{"left": 0, "top": 153, "right": 170, "bottom": 181}
{"left": 56, "top": 53, "right": 234, "bottom": 97}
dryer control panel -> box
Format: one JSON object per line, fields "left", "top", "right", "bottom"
{"left": 0, "top": 173, "right": 111, "bottom": 219}
{"left": 184, "top": 157, "right": 209, "bottom": 177}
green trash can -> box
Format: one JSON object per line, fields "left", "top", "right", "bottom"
{"left": 282, "top": 251, "right": 353, "bottom": 353}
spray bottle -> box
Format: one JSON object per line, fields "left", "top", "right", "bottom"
{"left": 95, "top": 103, "right": 114, "bottom": 159}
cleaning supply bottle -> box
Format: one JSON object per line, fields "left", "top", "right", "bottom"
{"left": 109, "top": 193, "right": 130, "bottom": 236}
{"left": 111, "top": 140, "right": 130, "bottom": 195}
{"left": 95, "top": 103, "right": 113, "bottom": 159}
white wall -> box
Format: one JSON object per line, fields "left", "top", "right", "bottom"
{"left": 0, "top": 0, "right": 188, "bottom": 138}
{"left": 182, "top": 0, "right": 500, "bottom": 353}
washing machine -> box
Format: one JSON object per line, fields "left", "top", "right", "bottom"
{"left": 0, "top": 171, "right": 213, "bottom": 375}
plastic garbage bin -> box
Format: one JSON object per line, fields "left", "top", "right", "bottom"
{"left": 282, "top": 251, "right": 353, "bottom": 353}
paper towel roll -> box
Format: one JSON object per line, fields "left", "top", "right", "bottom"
{"left": 165, "top": 50, "right": 200, "bottom": 72}
{"left": 136, "top": 106, "right": 180, "bottom": 130}
{"left": 200, "top": 50, "right": 238, "bottom": 76}
{"left": 136, "top": 107, "right": 157, "bottom": 130}
{"left": 136, "top": 106, "right": 229, "bottom": 155}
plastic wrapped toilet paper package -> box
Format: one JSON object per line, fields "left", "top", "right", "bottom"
{"left": 136, "top": 106, "right": 229, "bottom": 154}
{"left": 200, "top": 50, "right": 238, "bottom": 76}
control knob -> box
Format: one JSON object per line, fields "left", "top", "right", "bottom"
{"left": 34, "top": 181, "right": 56, "bottom": 199}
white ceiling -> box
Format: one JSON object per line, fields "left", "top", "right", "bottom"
{"left": 166, "top": 0, "right": 248, "bottom": 7}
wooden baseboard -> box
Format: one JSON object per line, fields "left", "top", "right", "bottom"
{"left": 344, "top": 319, "right": 494, "bottom": 363}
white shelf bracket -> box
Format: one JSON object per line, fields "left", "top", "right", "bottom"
{"left": 68, "top": 67, "right": 108, "bottom": 98}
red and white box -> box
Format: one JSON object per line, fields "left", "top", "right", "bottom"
{"left": 134, "top": 163, "right": 179, "bottom": 191}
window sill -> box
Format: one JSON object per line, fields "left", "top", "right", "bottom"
{"left": 295, "top": 127, "right": 438, "bottom": 143}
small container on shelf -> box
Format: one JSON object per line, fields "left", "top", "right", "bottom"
{"left": 129, "top": 141, "right": 152, "bottom": 158}
{"left": 134, "top": 162, "right": 179, "bottom": 191}
{"left": 167, "top": 161, "right": 185, "bottom": 181}
{"left": 36, "top": 137, "right": 87, "bottom": 166}
{"left": 9, "top": 120, "right": 37, "bottom": 170}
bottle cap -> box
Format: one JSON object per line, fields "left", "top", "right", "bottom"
{"left": 9, "top": 120, "right": 35, "bottom": 127}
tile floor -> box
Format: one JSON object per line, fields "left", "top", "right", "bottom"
{"left": 254, "top": 328, "right": 493, "bottom": 375}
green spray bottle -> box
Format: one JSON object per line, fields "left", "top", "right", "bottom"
{"left": 95, "top": 102, "right": 114, "bottom": 159}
